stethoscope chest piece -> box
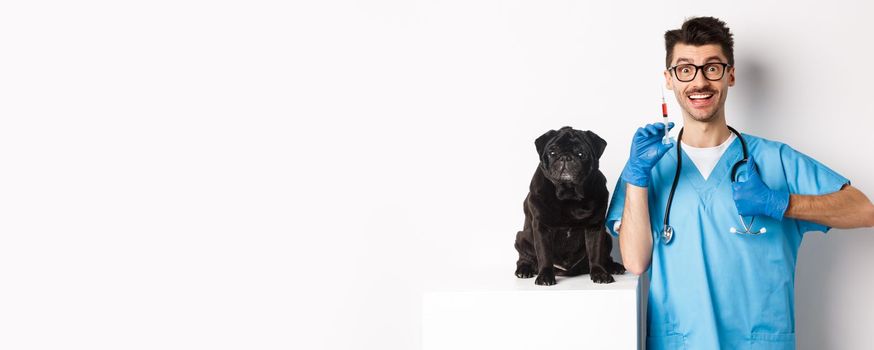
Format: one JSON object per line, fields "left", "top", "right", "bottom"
{"left": 662, "top": 225, "right": 674, "bottom": 244}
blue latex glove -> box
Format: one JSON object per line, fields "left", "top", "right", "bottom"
{"left": 731, "top": 159, "right": 790, "bottom": 220}
{"left": 620, "top": 122, "right": 675, "bottom": 187}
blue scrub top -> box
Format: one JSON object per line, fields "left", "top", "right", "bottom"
{"left": 606, "top": 133, "right": 849, "bottom": 350}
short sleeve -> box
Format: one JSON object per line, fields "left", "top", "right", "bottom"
{"left": 779, "top": 144, "right": 850, "bottom": 234}
{"left": 605, "top": 178, "right": 627, "bottom": 237}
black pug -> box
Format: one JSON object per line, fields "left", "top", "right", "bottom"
{"left": 514, "top": 126, "right": 625, "bottom": 285}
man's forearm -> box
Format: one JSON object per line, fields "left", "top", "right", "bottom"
{"left": 618, "top": 184, "right": 653, "bottom": 275}
{"left": 784, "top": 185, "right": 874, "bottom": 229}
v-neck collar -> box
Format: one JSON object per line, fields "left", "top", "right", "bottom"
{"left": 669, "top": 136, "right": 743, "bottom": 206}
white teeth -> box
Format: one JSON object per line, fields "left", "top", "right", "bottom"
{"left": 689, "top": 94, "right": 713, "bottom": 100}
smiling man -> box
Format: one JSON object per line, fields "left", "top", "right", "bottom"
{"left": 605, "top": 17, "right": 874, "bottom": 349}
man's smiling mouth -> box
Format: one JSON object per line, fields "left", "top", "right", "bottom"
{"left": 688, "top": 93, "right": 714, "bottom": 100}
{"left": 686, "top": 91, "right": 717, "bottom": 108}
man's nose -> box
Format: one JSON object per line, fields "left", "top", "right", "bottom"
{"left": 689, "top": 68, "right": 712, "bottom": 87}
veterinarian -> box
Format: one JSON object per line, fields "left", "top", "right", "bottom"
{"left": 605, "top": 17, "right": 874, "bottom": 349}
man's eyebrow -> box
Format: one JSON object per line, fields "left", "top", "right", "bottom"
{"left": 674, "top": 56, "right": 727, "bottom": 65}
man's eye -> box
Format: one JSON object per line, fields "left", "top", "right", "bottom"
{"left": 680, "top": 67, "right": 692, "bottom": 74}
{"left": 706, "top": 65, "right": 718, "bottom": 72}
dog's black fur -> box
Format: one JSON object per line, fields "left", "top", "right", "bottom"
{"left": 514, "top": 127, "right": 625, "bottom": 285}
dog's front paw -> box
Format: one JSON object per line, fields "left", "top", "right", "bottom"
{"left": 607, "top": 261, "right": 626, "bottom": 275}
{"left": 515, "top": 264, "right": 536, "bottom": 279}
{"left": 590, "top": 268, "right": 615, "bottom": 284}
{"left": 535, "top": 271, "right": 556, "bottom": 286}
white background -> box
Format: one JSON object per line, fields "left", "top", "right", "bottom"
{"left": 1, "top": 1, "right": 873, "bottom": 349}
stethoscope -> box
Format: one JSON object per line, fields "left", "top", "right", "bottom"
{"left": 661, "top": 126, "right": 766, "bottom": 245}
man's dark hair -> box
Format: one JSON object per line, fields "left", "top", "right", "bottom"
{"left": 664, "top": 16, "right": 734, "bottom": 68}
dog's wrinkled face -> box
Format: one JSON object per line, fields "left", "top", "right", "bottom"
{"left": 535, "top": 127, "right": 606, "bottom": 185}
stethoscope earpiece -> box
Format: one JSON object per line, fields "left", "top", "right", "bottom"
{"left": 735, "top": 215, "right": 767, "bottom": 235}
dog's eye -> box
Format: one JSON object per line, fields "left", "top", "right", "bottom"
{"left": 549, "top": 151, "right": 555, "bottom": 156}
{"left": 578, "top": 152, "right": 584, "bottom": 158}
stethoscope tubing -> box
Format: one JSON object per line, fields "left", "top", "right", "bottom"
{"left": 661, "top": 126, "right": 754, "bottom": 244}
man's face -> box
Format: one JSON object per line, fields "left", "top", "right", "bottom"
{"left": 664, "top": 43, "right": 735, "bottom": 123}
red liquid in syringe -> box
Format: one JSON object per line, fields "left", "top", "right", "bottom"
{"left": 661, "top": 92, "right": 671, "bottom": 144}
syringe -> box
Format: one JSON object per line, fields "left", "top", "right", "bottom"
{"left": 661, "top": 88, "right": 671, "bottom": 144}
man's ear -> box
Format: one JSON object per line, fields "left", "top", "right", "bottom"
{"left": 728, "top": 65, "right": 736, "bottom": 87}
{"left": 535, "top": 130, "right": 557, "bottom": 156}
{"left": 584, "top": 130, "right": 607, "bottom": 159}
{"left": 664, "top": 69, "right": 674, "bottom": 91}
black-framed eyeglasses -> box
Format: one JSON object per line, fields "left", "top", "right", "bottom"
{"left": 668, "top": 62, "right": 732, "bottom": 82}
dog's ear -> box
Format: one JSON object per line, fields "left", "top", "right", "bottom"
{"left": 535, "top": 130, "right": 558, "bottom": 156}
{"left": 583, "top": 130, "right": 607, "bottom": 159}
